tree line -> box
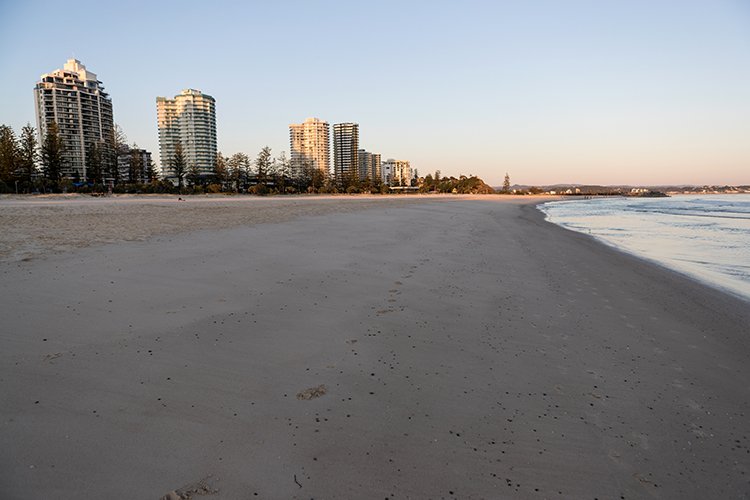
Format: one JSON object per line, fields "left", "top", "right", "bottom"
{"left": 0, "top": 121, "right": 398, "bottom": 195}
{"left": 1, "top": 121, "right": 503, "bottom": 196}
{"left": 0, "top": 122, "right": 161, "bottom": 194}
{"left": 184, "top": 146, "right": 295, "bottom": 195}
{"left": 172, "top": 147, "right": 393, "bottom": 195}
{"left": 0, "top": 123, "right": 40, "bottom": 193}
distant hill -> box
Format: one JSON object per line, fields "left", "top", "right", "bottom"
{"left": 422, "top": 175, "right": 495, "bottom": 194}
{"left": 495, "top": 184, "right": 750, "bottom": 195}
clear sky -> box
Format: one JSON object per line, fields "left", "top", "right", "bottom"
{"left": 1, "top": 0, "right": 748, "bottom": 186}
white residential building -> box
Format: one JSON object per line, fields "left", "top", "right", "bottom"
{"left": 34, "top": 59, "right": 115, "bottom": 180}
{"left": 156, "top": 89, "right": 217, "bottom": 181}
{"left": 381, "top": 158, "right": 411, "bottom": 187}
{"left": 289, "top": 117, "right": 330, "bottom": 179}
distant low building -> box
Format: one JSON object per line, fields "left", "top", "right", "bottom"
{"left": 117, "top": 145, "right": 153, "bottom": 184}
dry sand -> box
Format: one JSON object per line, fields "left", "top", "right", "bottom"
{"left": 0, "top": 194, "right": 433, "bottom": 262}
{"left": 1, "top": 195, "right": 749, "bottom": 499}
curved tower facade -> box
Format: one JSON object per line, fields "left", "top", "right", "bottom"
{"left": 156, "top": 89, "right": 217, "bottom": 181}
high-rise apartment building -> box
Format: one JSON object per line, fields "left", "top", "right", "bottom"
{"left": 358, "top": 149, "right": 371, "bottom": 181}
{"left": 371, "top": 153, "right": 381, "bottom": 181}
{"left": 381, "top": 159, "right": 411, "bottom": 187}
{"left": 358, "top": 149, "right": 381, "bottom": 181}
{"left": 333, "top": 123, "right": 359, "bottom": 184}
{"left": 156, "top": 89, "right": 217, "bottom": 181}
{"left": 34, "top": 59, "right": 115, "bottom": 180}
{"left": 289, "top": 117, "right": 330, "bottom": 179}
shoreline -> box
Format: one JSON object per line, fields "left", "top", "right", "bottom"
{"left": 537, "top": 195, "right": 750, "bottom": 304}
{"left": 1, "top": 196, "right": 749, "bottom": 498}
{"left": 526, "top": 199, "right": 750, "bottom": 313}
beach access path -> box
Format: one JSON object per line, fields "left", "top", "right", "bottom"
{"left": 1, "top": 195, "right": 748, "bottom": 499}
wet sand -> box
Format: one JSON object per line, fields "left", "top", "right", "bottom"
{"left": 1, "top": 195, "right": 749, "bottom": 499}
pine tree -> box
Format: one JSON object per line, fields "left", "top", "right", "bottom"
{"left": 41, "top": 122, "right": 65, "bottom": 189}
{"left": 255, "top": 146, "right": 272, "bottom": 187}
{"left": 0, "top": 125, "right": 18, "bottom": 185}
{"left": 187, "top": 164, "right": 201, "bottom": 189}
{"left": 227, "top": 152, "right": 249, "bottom": 192}
{"left": 422, "top": 173, "right": 434, "bottom": 193}
{"left": 372, "top": 172, "right": 384, "bottom": 194}
{"left": 212, "top": 152, "right": 228, "bottom": 190}
{"left": 107, "top": 124, "right": 127, "bottom": 186}
{"left": 300, "top": 160, "right": 314, "bottom": 192}
{"left": 274, "top": 151, "right": 290, "bottom": 193}
{"left": 311, "top": 163, "right": 326, "bottom": 192}
{"left": 145, "top": 157, "right": 158, "bottom": 184}
{"left": 503, "top": 172, "right": 511, "bottom": 193}
{"left": 86, "top": 140, "right": 104, "bottom": 185}
{"left": 171, "top": 143, "right": 187, "bottom": 189}
{"left": 18, "top": 124, "right": 38, "bottom": 184}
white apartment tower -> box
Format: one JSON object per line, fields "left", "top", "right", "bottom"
{"left": 289, "top": 117, "right": 330, "bottom": 178}
{"left": 333, "top": 122, "right": 359, "bottom": 185}
{"left": 156, "top": 89, "right": 217, "bottom": 181}
{"left": 381, "top": 159, "right": 411, "bottom": 187}
{"left": 34, "top": 59, "right": 115, "bottom": 180}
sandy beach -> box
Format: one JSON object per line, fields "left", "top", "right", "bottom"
{"left": 0, "top": 194, "right": 434, "bottom": 263}
{"left": 1, "top": 195, "right": 749, "bottom": 499}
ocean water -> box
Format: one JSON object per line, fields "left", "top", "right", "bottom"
{"left": 539, "top": 195, "right": 750, "bottom": 301}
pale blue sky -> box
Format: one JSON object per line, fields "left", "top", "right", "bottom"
{"left": 1, "top": 0, "right": 748, "bottom": 185}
